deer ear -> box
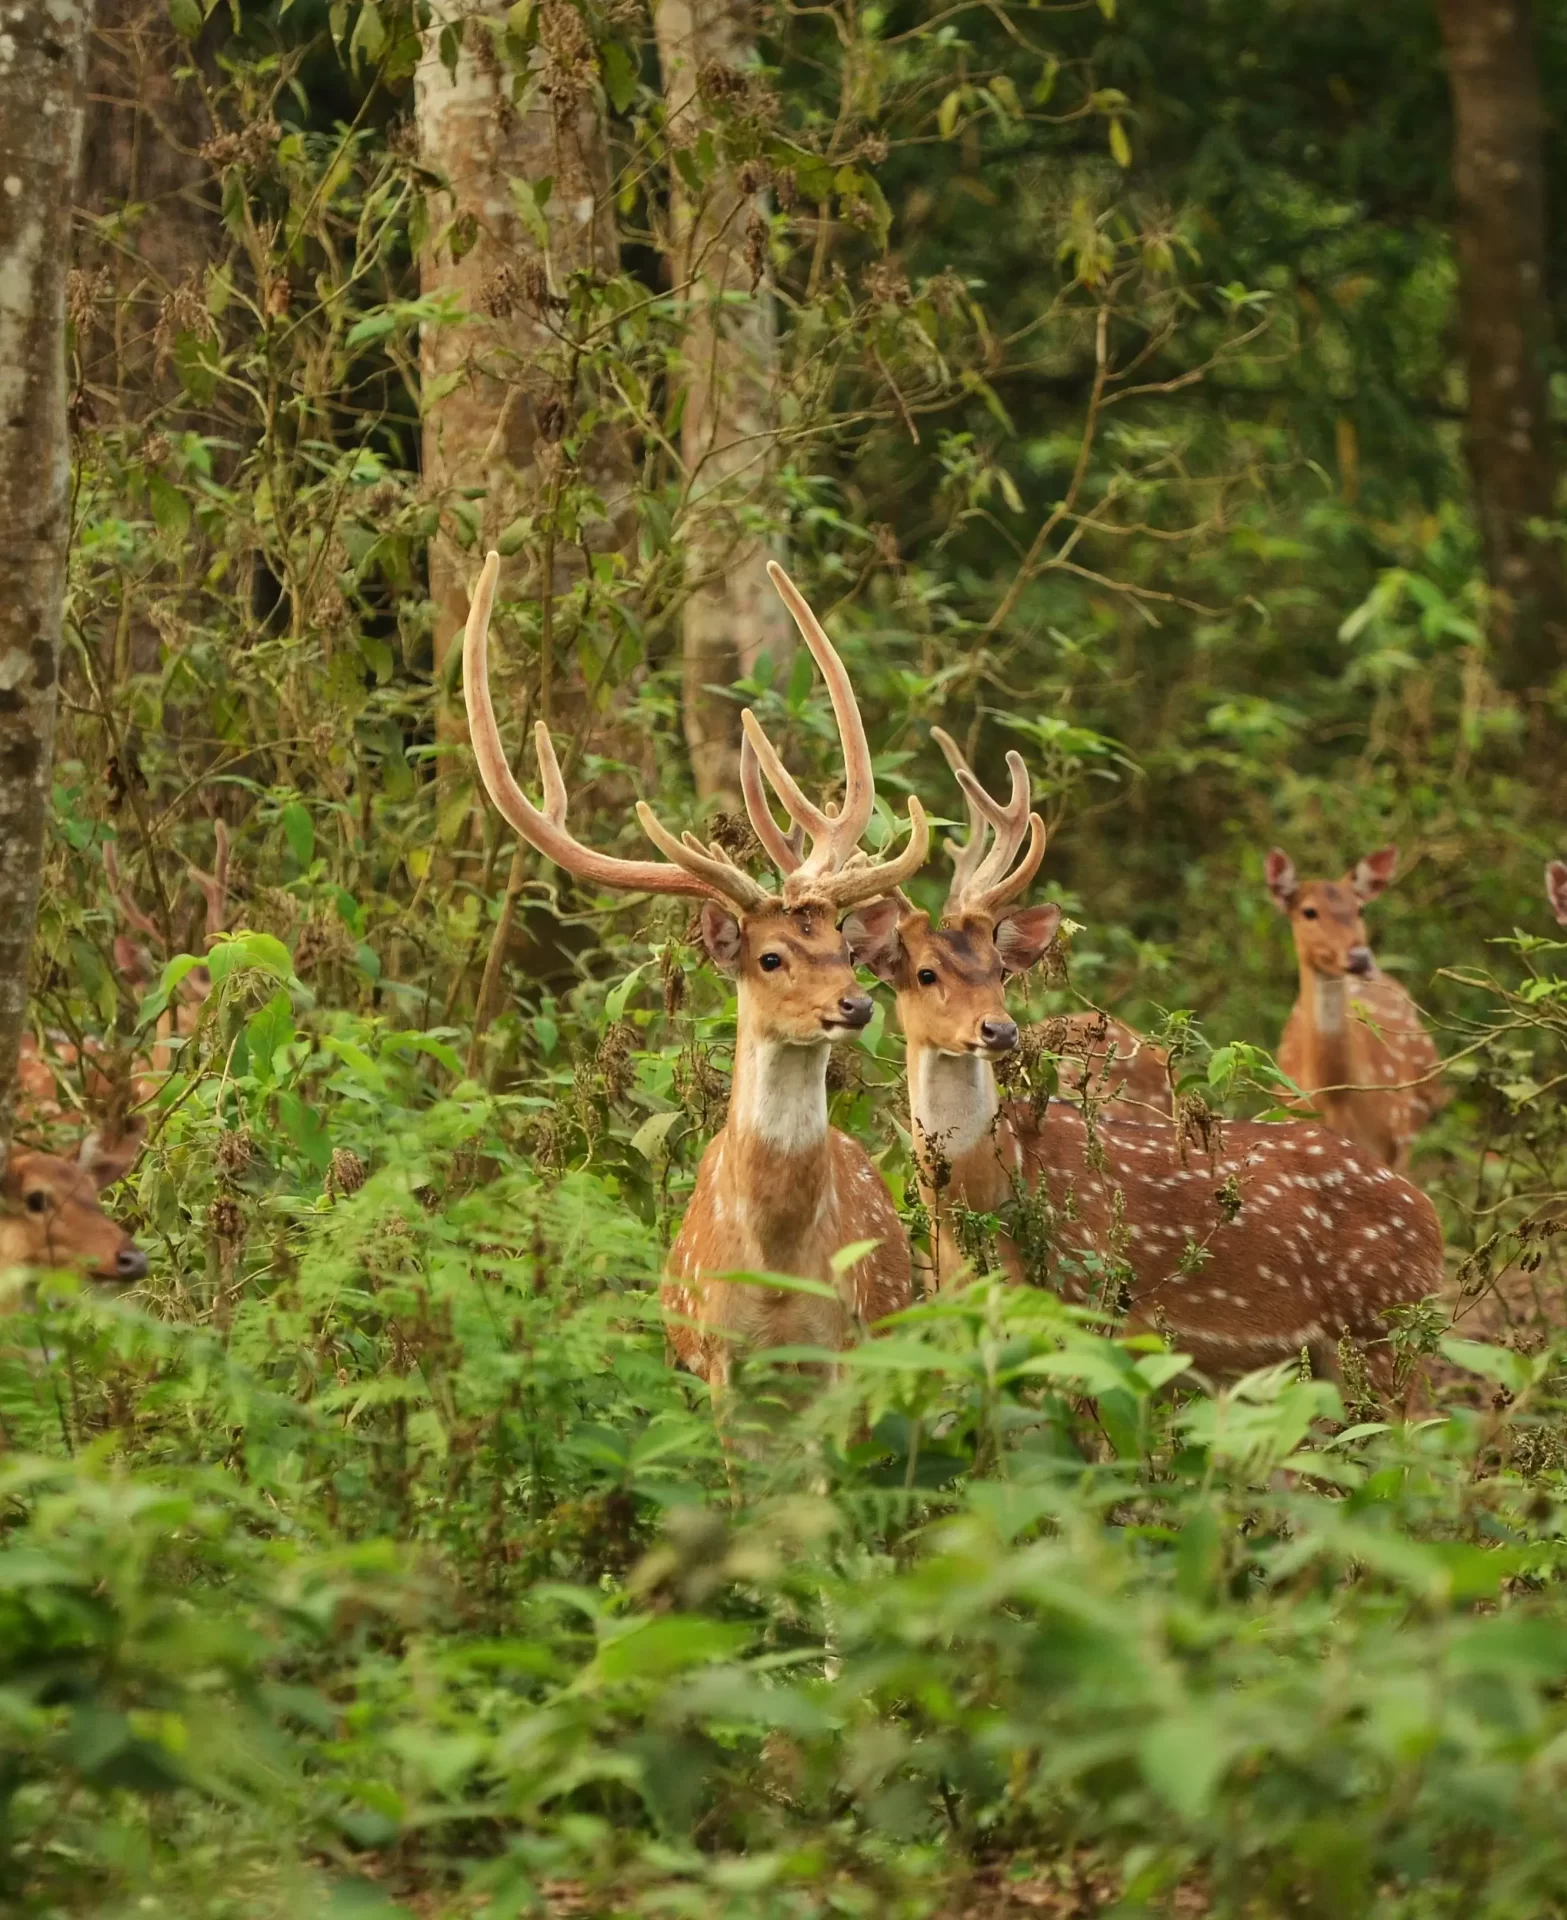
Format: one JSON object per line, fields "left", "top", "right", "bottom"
{"left": 1264, "top": 848, "right": 1298, "bottom": 911}
{"left": 993, "top": 903, "right": 1061, "bottom": 975}
{"left": 842, "top": 897, "right": 905, "bottom": 982}
{"left": 78, "top": 1118, "right": 147, "bottom": 1192}
{"left": 1548, "top": 860, "right": 1567, "bottom": 926}
{"left": 1350, "top": 844, "right": 1398, "bottom": 902}
{"left": 698, "top": 901, "right": 744, "bottom": 974}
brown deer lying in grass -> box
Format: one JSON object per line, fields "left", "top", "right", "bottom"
{"left": 464, "top": 550, "right": 925, "bottom": 1389}
{"left": 1266, "top": 844, "right": 1448, "bottom": 1170}
{"left": 832, "top": 738, "right": 1444, "bottom": 1398}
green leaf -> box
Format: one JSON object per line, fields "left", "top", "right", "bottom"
{"left": 630, "top": 1111, "right": 681, "bottom": 1162}
{"left": 601, "top": 40, "right": 637, "bottom": 114}
{"left": 168, "top": 0, "right": 203, "bottom": 38}
{"left": 1108, "top": 118, "right": 1132, "bottom": 169}
{"left": 606, "top": 960, "right": 651, "bottom": 1022}
{"left": 1140, "top": 1714, "right": 1226, "bottom": 1819}
{"left": 207, "top": 931, "right": 297, "bottom": 985}
{"left": 591, "top": 1616, "right": 752, "bottom": 1683}
{"left": 245, "top": 990, "right": 296, "bottom": 1086}
{"left": 282, "top": 801, "right": 315, "bottom": 868}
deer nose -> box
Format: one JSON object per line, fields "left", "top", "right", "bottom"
{"left": 979, "top": 1017, "right": 1019, "bottom": 1052}
{"left": 1346, "top": 946, "right": 1374, "bottom": 977}
{"left": 836, "top": 993, "right": 874, "bottom": 1029}
{"left": 114, "top": 1245, "right": 149, "bottom": 1282}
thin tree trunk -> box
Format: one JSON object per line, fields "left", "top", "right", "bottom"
{"left": 1438, "top": 0, "right": 1567, "bottom": 691}
{"left": 416, "top": 0, "right": 630, "bottom": 780}
{"left": 0, "top": 0, "right": 90, "bottom": 1159}
{"left": 655, "top": 0, "right": 789, "bottom": 804}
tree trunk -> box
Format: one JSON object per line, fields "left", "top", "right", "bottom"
{"left": 0, "top": 0, "right": 90, "bottom": 1160}
{"left": 416, "top": 0, "right": 630, "bottom": 773}
{"left": 654, "top": 0, "right": 789, "bottom": 804}
{"left": 1438, "top": 0, "right": 1567, "bottom": 691}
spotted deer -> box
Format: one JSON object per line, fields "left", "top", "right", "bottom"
{"left": 1, "top": 1123, "right": 149, "bottom": 1298}
{"left": 19, "top": 827, "right": 230, "bottom": 1133}
{"left": 1548, "top": 860, "right": 1567, "bottom": 925}
{"left": 464, "top": 550, "right": 927, "bottom": 1388}
{"left": 1266, "top": 845, "right": 1447, "bottom": 1170}
{"left": 1051, "top": 1009, "right": 1172, "bottom": 1120}
{"left": 832, "top": 737, "right": 1444, "bottom": 1394}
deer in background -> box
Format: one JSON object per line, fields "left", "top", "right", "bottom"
{"left": 1, "top": 1124, "right": 149, "bottom": 1297}
{"left": 841, "top": 737, "right": 1444, "bottom": 1396}
{"left": 1548, "top": 860, "right": 1567, "bottom": 925}
{"left": 465, "top": 550, "right": 928, "bottom": 1389}
{"left": 1266, "top": 845, "right": 1447, "bottom": 1170}
{"left": 18, "top": 826, "right": 230, "bottom": 1133}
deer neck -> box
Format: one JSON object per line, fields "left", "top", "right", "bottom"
{"left": 906, "top": 1042, "right": 1012, "bottom": 1215}
{"left": 1301, "top": 966, "right": 1359, "bottom": 1092}
{"left": 722, "top": 1016, "right": 834, "bottom": 1260}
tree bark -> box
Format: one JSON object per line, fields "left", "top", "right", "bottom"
{"left": 0, "top": 0, "right": 90, "bottom": 1160}
{"left": 416, "top": 0, "right": 630, "bottom": 770}
{"left": 1438, "top": 0, "right": 1567, "bottom": 690}
{"left": 654, "top": 0, "right": 789, "bottom": 804}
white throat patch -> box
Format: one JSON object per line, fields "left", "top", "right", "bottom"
{"left": 911, "top": 1049, "right": 998, "bottom": 1161}
{"left": 730, "top": 1037, "right": 831, "bottom": 1155}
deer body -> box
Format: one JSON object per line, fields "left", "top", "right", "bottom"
{"left": 907, "top": 1057, "right": 1440, "bottom": 1380}
{"left": 1052, "top": 1010, "right": 1172, "bottom": 1120}
{"left": 1267, "top": 848, "right": 1446, "bottom": 1170}
{"left": 464, "top": 552, "right": 924, "bottom": 1388}
{"left": 845, "top": 734, "right": 1445, "bottom": 1391}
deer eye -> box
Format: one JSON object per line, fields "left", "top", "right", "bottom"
{"left": 24, "top": 1190, "right": 49, "bottom": 1215}
{"left": 917, "top": 967, "right": 938, "bottom": 987}
{"left": 1301, "top": 907, "right": 1318, "bottom": 921}
{"left": 759, "top": 952, "right": 783, "bottom": 973}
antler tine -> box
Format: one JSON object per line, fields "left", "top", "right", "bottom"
{"left": 956, "top": 753, "right": 1032, "bottom": 897}
{"left": 463, "top": 549, "right": 771, "bottom": 913}
{"left": 931, "top": 728, "right": 1047, "bottom": 922}
{"left": 633, "top": 805, "right": 773, "bottom": 908}
{"left": 188, "top": 820, "right": 231, "bottom": 944}
{"left": 740, "top": 731, "right": 803, "bottom": 873}
{"left": 102, "top": 840, "right": 162, "bottom": 941}
{"left": 930, "top": 726, "right": 994, "bottom": 903}
{"left": 798, "top": 794, "right": 932, "bottom": 914}
{"left": 764, "top": 561, "right": 875, "bottom": 873}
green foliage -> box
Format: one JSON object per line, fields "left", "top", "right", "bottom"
{"left": 15, "top": 0, "right": 1567, "bottom": 1909}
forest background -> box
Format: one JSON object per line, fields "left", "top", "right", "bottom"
{"left": 2, "top": 0, "right": 1567, "bottom": 1913}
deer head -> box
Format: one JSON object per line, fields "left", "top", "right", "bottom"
{"left": 1, "top": 1122, "right": 149, "bottom": 1291}
{"left": 840, "top": 728, "right": 1060, "bottom": 1057}
{"left": 463, "top": 552, "right": 928, "bottom": 1044}
{"left": 1265, "top": 844, "right": 1397, "bottom": 981}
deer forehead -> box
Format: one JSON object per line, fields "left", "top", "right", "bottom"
{"left": 1296, "top": 882, "right": 1362, "bottom": 925}
{"left": 907, "top": 922, "right": 1003, "bottom": 986}
{"left": 742, "top": 906, "right": 851, "bottom": 964}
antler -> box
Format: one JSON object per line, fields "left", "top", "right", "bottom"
{"left": 931, "top": 726, "right": 1047, "bottom": 922}
{"left": 463, "top": 550, "right": 774, "bottom": 913}
{"left": 188, "top": 820, "right": 230, "bottom": 946}
{"left": 739, "top": 561, "right": 929, "bottom": 911}
{"left": 102, "top": 840, "right": 163, "bottom": 942}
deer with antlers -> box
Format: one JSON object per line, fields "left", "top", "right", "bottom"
{"left": 1265, "top": 845, "right": 1447, "bottom": 1171}
{"left": 464, "top": 551, "right": 928, "bottom": 1388}
{"left": 837, "top": 735, "right": 1444, "bottom": 1393}
{"left": 1548, "top": 860, "right": 1567, "bottom": 925}
{"left": 18, "top": 827, "right": 231, "bottom": 1135}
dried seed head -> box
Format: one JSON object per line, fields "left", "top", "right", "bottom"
{"left": 211, "top": 1194, "right": 243, "bottom": 1241}
{"left": 217, "top": 1128, "right": 253, "bottom": 1177}
{"left": 479, "top": 262, "right": 519, "bottom": 318}
{"left": 328, "top": 1147, "right": 368, "bottom": 1198}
